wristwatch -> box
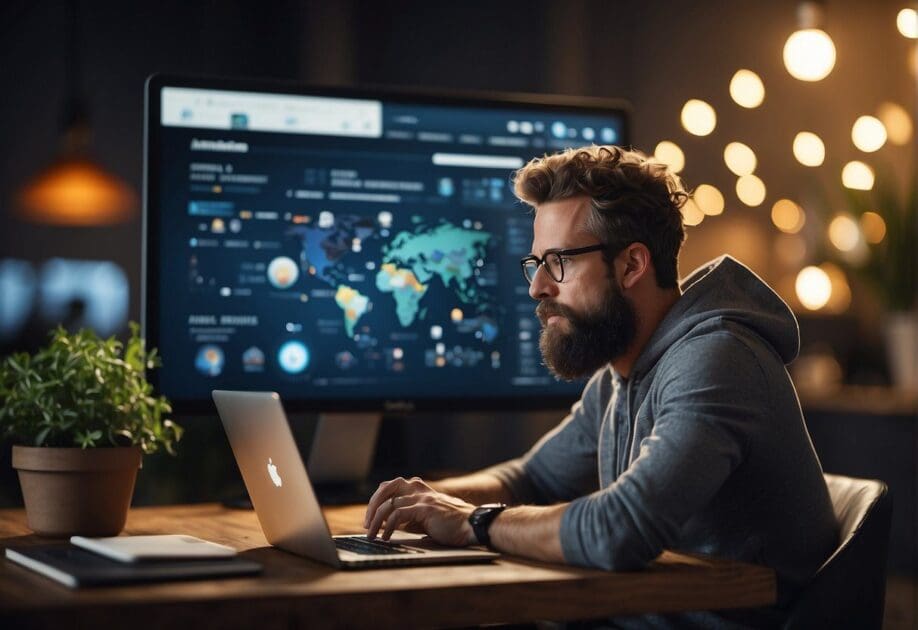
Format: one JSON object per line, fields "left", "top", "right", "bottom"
{"left": 468, "top": 503, "right": 507, "bottom": 548}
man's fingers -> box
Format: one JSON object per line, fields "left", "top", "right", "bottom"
{"left": 363, "top": 477, "right": 405, "bottom": 528}
{"left": 382, "top": 504, "right": 424, "bottom": 541}
{"left": 366, "top": 494, "right": 397, "bottom": 539}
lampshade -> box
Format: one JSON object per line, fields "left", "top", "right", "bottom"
{"left": 16, "top": 1, "right": 137, "bottom": 227}
{"left": 18, "top": 157, "right": 136, "bottom": 226}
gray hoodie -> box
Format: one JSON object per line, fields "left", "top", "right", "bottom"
{"left": 491, "top": 255, "right": 838, "bottom": 627}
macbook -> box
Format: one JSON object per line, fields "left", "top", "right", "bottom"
{"left": 212, "top": 390, "right": 499, "bottom": 569}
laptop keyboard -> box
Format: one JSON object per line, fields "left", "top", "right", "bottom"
{"left": 334, "top": 536, "right": 416, "bottom": 555}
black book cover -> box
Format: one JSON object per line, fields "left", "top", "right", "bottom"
{"left": 4, "top": 544, "right": 263, "bottom": 588}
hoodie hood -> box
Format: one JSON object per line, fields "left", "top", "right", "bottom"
{"left": 631, "top": 255, "right": 800, "bottom": 378}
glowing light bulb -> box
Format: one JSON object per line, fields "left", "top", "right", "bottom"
{"left": 783, "top": 29, "right": 836, "bottom": 81}
{"left": 723, "top": 142, "right": 757, "bottom": 176}
{"left": 681, "top": 99, "right": 717, "bottom": 136}
{"left": 729, "top": 70, "right": 765, "bottom": 108}
{"left": 841, "top": 161, "right": 874, "bottom": 190}
{"left": 693, "top": 184, "right": 725, "bottom": 216}
{"left": 851, "top": 116, "right": 887, "bottom": 152}
{"left": 796, "top": 266, "right": 832, "bottom": 310}
{"left": 898, "top": 8, "right": 918, "bottom": 38}
{"left": 736, "top": 174, "right": 766, "bottom": 207}
{"left": 793, "top": 132, "right": 825, "bottom": 167}
{"left": 876, "top": 102, "right": 913, "bottom": 145}
{"left": 654, "top": 141, "right": 685, "bottom": 173}
{"left": 771, "top": 199, "right": 806, "bottom": 234}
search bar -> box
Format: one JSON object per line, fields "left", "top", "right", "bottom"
{"left": 432, "top": 153, "right": 525, "bottom": 169}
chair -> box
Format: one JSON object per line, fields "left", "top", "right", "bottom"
{"left": 783, "top": 473, "right": 893, "bottom": 630}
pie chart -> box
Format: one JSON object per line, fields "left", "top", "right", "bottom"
{"left": 267, "top": 256, "right": 299, "bottom": 289}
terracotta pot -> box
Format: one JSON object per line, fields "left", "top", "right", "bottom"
{"left": 12, "top": 445, "right": 143, "bottom": 537}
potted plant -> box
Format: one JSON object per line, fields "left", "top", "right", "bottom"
{"left": 0, "top": 323, "right": 181, "bottom": 536}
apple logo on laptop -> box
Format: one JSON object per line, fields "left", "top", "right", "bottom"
{"left": 267, "top": 458, "right": 283, "bottom": 487}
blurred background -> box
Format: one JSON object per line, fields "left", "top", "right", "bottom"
{"left": 0, "top": 0, "right": 915, "bottom": 625}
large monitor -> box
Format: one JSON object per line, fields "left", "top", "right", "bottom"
{"left": 143, "top": 75, "right": 630, "bottom": 416}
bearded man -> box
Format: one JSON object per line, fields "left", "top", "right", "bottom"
{"left": 363, "top": 145, "right": 837, "bottom": 628}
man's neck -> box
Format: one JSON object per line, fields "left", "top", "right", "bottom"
{"left": 612, "top": 287, "right": 681, "bottom": 379}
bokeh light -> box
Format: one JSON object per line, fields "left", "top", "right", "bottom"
{"left": 898, "top": 8, "right": 918, "bottom": 38}
{"left": 693, "top": 184, "right": 725, "bottom": 216}
{"left": 877, "top": 102, "right": 913, "bottom": 145}
{"left": 681, "top": 197, "right": 705, "bottom": 226}
{"left": 851, "top": 115, "right": 887, "bottom": 152}
{"left": 681, "top": 99, "right": 717, "bottom": 136}
{"left": 820, "top": 263, "right": 852, "bottom": 313}
{"left": 654, "top": 140, "right": 685, "bottom": 173}
{"left": 828, "top": 215, "right": 861, "bottom": 252}
{"left": 783, "top": 29, "right": 836, "bottom": 81}
{"left": 736, "top": 174, "right": 766, "bottom": 207}
{"left": 771, "top": 199, "right": 806, "bottom": 233}
{"left": 796, "top": 266, "right": 832, "bottom": 310}
{"left": 841, "top": 161, "right": 875, "bottom": 190}
{"left": 793, "top": 132, "right": 825, "bottom": 167}
{"left": 860, "top": 211, "right": 887, "bottom": 244}
{"left": 724, "top": 142, "right": 757, "bottom": 176}
{"left": 729, "top": 70, "right": 765, "bottom": 108}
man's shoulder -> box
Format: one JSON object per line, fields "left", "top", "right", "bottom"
{"left": 650, "top": 327, "right": 775, "bottom": 394}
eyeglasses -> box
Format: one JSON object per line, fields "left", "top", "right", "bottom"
{"left": 520, "top": 244, "right": 606, "bottom": 284}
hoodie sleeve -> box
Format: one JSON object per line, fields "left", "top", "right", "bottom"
{"left": 487, "top": 368, "right": 608, "bottom": 504}
{"left": 560, "top": 332, "right": 764, "bottom": 570}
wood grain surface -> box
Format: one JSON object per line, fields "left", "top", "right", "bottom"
{"left": 0, "top": 503, "right": 776, "bottom": 629}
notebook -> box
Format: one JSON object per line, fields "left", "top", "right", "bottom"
{"left": 212, "top": 389, "right": 499, "bottom": 569}
{"left": 4, "top": 544, "right": 262, "bottom": 588}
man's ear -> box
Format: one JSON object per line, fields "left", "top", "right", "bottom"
{"left": 616, "top": 242, "right": 652, "bottom": 290}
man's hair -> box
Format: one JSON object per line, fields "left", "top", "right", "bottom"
{"left": 512, "top": 145, "right": 688, "bottom": 288}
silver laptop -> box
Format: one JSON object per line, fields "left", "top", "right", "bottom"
{"left": 212, "top": 390, "right": 499, "bottom": 569}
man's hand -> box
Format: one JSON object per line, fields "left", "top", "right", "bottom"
{"left": 363, "top": 476, "right": 477, "bottom": 546}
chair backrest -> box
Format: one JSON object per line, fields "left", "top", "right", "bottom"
{"left": 782, "top": 473, "right": 892, "bottom": 630}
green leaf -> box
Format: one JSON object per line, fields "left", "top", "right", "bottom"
{"left": 35, "top": 426, "right": 51, "bottom": 446}
{"left": 0, "top": 321, "right": 181, "bottom": 457}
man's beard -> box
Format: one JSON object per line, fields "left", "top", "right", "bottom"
{"left": 536, "top": 280, "right": 637, "bottom": 381}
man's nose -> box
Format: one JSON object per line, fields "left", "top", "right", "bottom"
{"left": 528, "top": 266, "right": 558, "bottom": 300}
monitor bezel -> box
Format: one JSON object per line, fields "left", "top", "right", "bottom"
{"left": 143, "top": 73, "right": 631, "bottom": 414}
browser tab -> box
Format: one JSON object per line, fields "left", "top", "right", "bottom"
{"left": 161, "top": 87, "right": 382, "bottom": 138}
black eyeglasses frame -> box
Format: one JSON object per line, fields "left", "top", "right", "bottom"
{"left": 520, "top": 243, "right": 607, "bottom": 284}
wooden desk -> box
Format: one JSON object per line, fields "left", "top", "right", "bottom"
{"left": 0, "top": 503, "right": 776, "bottom": 629}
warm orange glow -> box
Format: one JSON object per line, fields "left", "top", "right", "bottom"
{"left": 771, "top": 199, "right": 805, "bottom": 233}
{"left": 876, "top": 102, "right": 913, "bottom": 145}
{"left": 820, "top": 263, "right": 851, "bottom": 313}
{"left": 860, "top": 211, "right": 887, "bottom": 244}
{"left": 18, "top": 159, "right": 136, "bottom": 226}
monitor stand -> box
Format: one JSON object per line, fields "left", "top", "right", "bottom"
{"left": 307, "top": 412, "right": 382, "bottom": 505}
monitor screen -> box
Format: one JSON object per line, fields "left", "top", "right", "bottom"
{"left": 144, "top": 75, "right": 630, "bottom": 413}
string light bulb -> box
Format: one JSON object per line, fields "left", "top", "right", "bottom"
{"left": 783, "top": 2, "right": 836, "bottom": 81}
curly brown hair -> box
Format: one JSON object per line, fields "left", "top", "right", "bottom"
{"left": 512, "top": 145, "right": 688, "bottom": 288}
